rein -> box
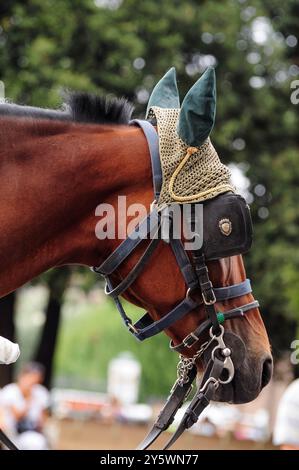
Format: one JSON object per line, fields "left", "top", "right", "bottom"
{"left": 92, "top": 120, "right": 259, "bottom": 449}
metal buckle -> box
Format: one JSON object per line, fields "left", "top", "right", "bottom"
{"left": 186, "top": 287, "right": 198, "bottom": 302}
{"left": 183, "top": 332, "right": 200, "bottom": 348}
{"left": 127, "top": 322, "right": 139, "bottom": 335}
{"left": 202, "top": 289, "right": 216, "bottom": 305}
{"left": 90, "top": 266, "right": 101, "bottom": 274}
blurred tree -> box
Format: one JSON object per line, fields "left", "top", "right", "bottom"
{"left": 239, "top": 1, "right": 299, "bottom": 364}
{"left": 34, "top": 267, "right": 71, "bottom": 388}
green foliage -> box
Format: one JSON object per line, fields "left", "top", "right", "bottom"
{"left": 54, "top": 298, "right": 178, "bottom": 400}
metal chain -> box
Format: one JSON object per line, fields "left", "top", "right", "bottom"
{"left": 175, "top": 334, "right": 217, "bottom": 387}
{"left": 175, "top": 357, "right": 194, "bottom": 387}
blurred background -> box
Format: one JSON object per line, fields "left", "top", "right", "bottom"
{"left": 0, "top": 0, "right": 298, "bottom": 450}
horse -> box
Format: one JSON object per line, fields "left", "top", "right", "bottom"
{"left": 0, "top": 76, "right": 272, "bottom": 430}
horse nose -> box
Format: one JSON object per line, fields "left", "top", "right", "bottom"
{"left": 261, "top": 356, "right": 273, "bottom": 388}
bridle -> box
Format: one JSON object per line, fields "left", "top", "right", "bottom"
{"left": 0, "top": 120, "right": 258, "bottom": 451}
{"left": 92, "top": 120, "right": 259, "bottom": 449}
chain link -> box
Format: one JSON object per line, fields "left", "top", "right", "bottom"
{"left": 175, "top": 335, "right": 216, "bottom": 387}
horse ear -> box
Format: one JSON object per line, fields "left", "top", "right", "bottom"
{"left": 146, "top": 67, "right": 180, "bottom": 117}
{"left": 177, "top": 67, "right": 216, "bottom": 147}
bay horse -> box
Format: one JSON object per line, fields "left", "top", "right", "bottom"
{"left": 0, "top": 91, "right": 272, "bottom": 413}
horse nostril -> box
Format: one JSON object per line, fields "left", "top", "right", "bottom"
{"left": 261, "top": 356, "right": 273, "bottom": 388}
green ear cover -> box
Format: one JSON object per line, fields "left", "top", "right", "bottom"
{"left": 177, "top": 67, "right": 216, "bottom": 147}
{"left": 146, "top": 67, "right": 180, "bottom": 117}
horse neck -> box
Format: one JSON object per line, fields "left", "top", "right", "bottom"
{"left": 0, "top": 118, "right": 152, "bottom": 296}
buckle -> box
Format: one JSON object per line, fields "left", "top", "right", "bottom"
{"left": 202, "top": 289, "right": 216, "bottom": 305}
{"left": 186, "top": 288, "right": 195, "bottom": 301}
{"left": 127, "top": 322, "right": 139, "bottom": 335}
{"left": 183, "top": 332, "right": 200, "bottom": 348}
{"left": 90, "top": 266, "right": 101, "bottom": 274}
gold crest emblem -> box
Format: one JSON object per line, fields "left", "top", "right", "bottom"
{"left": 219, "top": 218, "right": 232, "bottom": 236}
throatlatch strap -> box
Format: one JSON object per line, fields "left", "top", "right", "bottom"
{"left": 104, "top": 232, "right": 160, "bottom": 298}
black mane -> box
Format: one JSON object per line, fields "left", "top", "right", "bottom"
{"left": 66, "top": 92, "right": 134, "bottom": 124}
{"left": 0, "top": 92, "right": 134, "bottom": 125}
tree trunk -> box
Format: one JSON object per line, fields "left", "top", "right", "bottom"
{"left": 0, "top": 292, "right": 16, "bottom": 387}
{"left": 34, "top": 267, "right": 71, "bottom": 389}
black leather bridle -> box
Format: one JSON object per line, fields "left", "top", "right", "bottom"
{"left": 0, "top": 120, "right": 258, "bottom": 451}
{"left": 91, "top": 120, "right": 259, "bottom": 449}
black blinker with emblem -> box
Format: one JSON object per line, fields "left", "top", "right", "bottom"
{"left": 200, "top": 192, "right": 253, "bottom": 261}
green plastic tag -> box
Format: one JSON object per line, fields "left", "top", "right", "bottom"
{"left": 217, "top": 312, "right": 225, "bottom": 324}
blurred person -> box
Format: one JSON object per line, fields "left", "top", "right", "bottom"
{"left": 0, "top": 362, "right": 50, "bottom": 450}
{"left": 273, "top": 378, "right": 299, "bottom": 450}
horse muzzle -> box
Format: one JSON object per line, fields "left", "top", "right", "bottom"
{"left": 201, "top": 329, "right": 273, "bottom": 404}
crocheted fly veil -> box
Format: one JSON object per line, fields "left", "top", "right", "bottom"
{"left": 146, "top": 67, "right": 234, "bottom": 208}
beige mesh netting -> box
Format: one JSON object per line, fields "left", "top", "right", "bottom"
{"left": 148, "top": 106, "right": 235, "bottom": 209}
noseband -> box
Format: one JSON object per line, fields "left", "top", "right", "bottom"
{"left": 91, "top": 120, "right": 259, "bottom": 450}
